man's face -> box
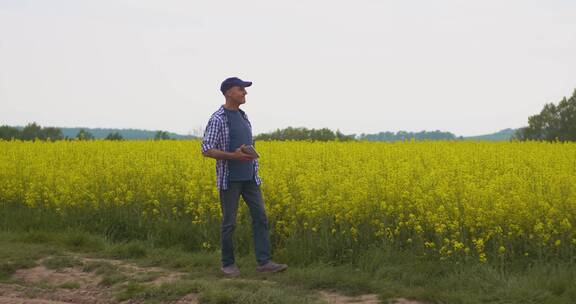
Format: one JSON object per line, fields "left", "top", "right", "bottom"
{"left": 225, "top": 86, "right": 247, "bottom": 104}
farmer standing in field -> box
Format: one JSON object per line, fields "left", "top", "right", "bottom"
{"left": 201, "top": 77, "right": 288, "bottom": 276}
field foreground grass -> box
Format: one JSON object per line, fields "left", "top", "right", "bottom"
{"left": 0, "top": 230, "right": 574, "bottom": 304}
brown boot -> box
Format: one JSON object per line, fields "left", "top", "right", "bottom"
{"left": 221, "top": 264, "right": 240, "bottom": 277}
{"left": 256, "top": 261, "right": 288, "bottom": 273}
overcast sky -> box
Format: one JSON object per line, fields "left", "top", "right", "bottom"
{"left": 1, "top": 0, "right": 575, "bottom": 137}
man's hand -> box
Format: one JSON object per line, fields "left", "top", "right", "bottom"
{"left": 233, "top": 144, "right": 255, "bottom": 161}
{"left": 202, "top": 145, "right": 256, "bottom": 161}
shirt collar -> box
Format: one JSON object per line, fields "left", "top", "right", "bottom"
{"left": 217, "top": 104, "right": 247, "bottom": 118}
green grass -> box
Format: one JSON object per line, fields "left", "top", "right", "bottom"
{"left": 105, "top": 241, "right": 148, "bottom": 259}
{"left": 0, "top": 231, "right": 60, "bottom": 281}
{"left": 116, "top": 280, "right": 203, "bottom": 302}
{"left": 116, "top": 279, "right": 323, "bottom": 304}
{"left": 82, "top": 260, "right": 118, "bottom": 275}
{"left": 41, "top": 255, "right": 82, "bottom": 270}
{"left": 0, "top": 229, "right": 574, "bottom": 303}
{"left": 58, "top": 281, "right": 81, "bottom": 289}
{"left": 99, "top": 272, "right": 129, "bottom": 287}
{"left": 131, "top": 271, "right": 164, "bottom": 283}
{"left": 81, "top": 260, "right": 130, "bottom": 287}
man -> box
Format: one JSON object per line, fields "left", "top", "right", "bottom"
{"left": 201, "top": 76, "right": 288, "bottom": 277}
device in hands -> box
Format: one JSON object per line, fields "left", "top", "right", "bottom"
{"left": 241, "top": 145, "right": 260, "bottom": 159}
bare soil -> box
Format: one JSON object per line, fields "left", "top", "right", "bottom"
{"left": 0, "top": 256, "right": 189, "bottom": 304}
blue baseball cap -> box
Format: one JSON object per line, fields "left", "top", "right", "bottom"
{"left": 220, "top": 77, "right": 252, "bottom": 94}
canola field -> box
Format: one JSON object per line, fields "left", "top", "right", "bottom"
{"left": 0, "top": 140, "right": 575, "bottom": 265}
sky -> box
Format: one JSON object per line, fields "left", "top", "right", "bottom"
{"left": 1, "top": 0, "right": 575, "bottom": 137}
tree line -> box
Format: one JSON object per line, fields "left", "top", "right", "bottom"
{"left": 513, "top": 89, "right": 576, "bottom": 141}
{"left": 356, "top": 130, "right": 459, "bottom": 141}
{"left": 253, "top": 128, "right": 464, "bottom": 142}
{"left": 254, "top": 127, "right": 356, "bottom": 141}
{"left": 3, "top": 88, "right": 574, "bottom": 142}
{"left": 0, "top": 123, "right": 174, "bottom": 141}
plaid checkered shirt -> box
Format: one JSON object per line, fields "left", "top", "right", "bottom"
{"left": 201, "top": 105, "right": 262, "bottom": 190}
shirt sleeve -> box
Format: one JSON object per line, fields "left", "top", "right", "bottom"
{"left": 201, "top": 117, "right": 222, "bottom": 154}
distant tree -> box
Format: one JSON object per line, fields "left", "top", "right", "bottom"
{"left": 314, "top": 128, "right": 335, "bottom": 141}
{"left": 41, "top": 127, "right": 63, "bottom": 141}
{"left": 1, "top": 123, "right": 62, "bottom": 141}
{"left": 254, "top": 127, "right": 355, "bottom": 141}
{"left": 356, "top": 130, "right": 456, "bottom": 141}
{"left": 514, "top": 89, "right": 576, "bottom": 141}
{"left": 0, "top": 125, "right": 21, "bottom": 140}
{"left": 76, "top": 129, "right": 94, "bottom": 140}
{"left": 105, "top": 131, "right": 124, "bottom": 141}
{"left": 335, "top": 129, "right": 355, "bottom": 141}
{"left": 154, "top": 130, "right": 171, "bottom": 140}
{"left": 21, "top": 122, "right": 43, "bottom": 141}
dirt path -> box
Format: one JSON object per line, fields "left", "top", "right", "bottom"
{"left": 0, "top": 296, "right": 76, "bottom": 304}
{"left": 0, "top": 255, "right": 427, "bottom": 304}
{"left": 0, "top": 256, "right": 187, "bottom": 304}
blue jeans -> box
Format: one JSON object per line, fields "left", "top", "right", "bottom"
{"left": 219, "top": 178, "right": 271, "bottom": 267}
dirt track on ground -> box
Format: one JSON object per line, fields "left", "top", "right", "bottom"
{"left": 0, "top": 256, "right": 427, "bottom": 304}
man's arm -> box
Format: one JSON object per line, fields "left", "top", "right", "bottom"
{"left": 201, "top": 118, "right": 254, "bottom": 161}
{"left": 203, "top": 145, "right": 254, "bottom": 161}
